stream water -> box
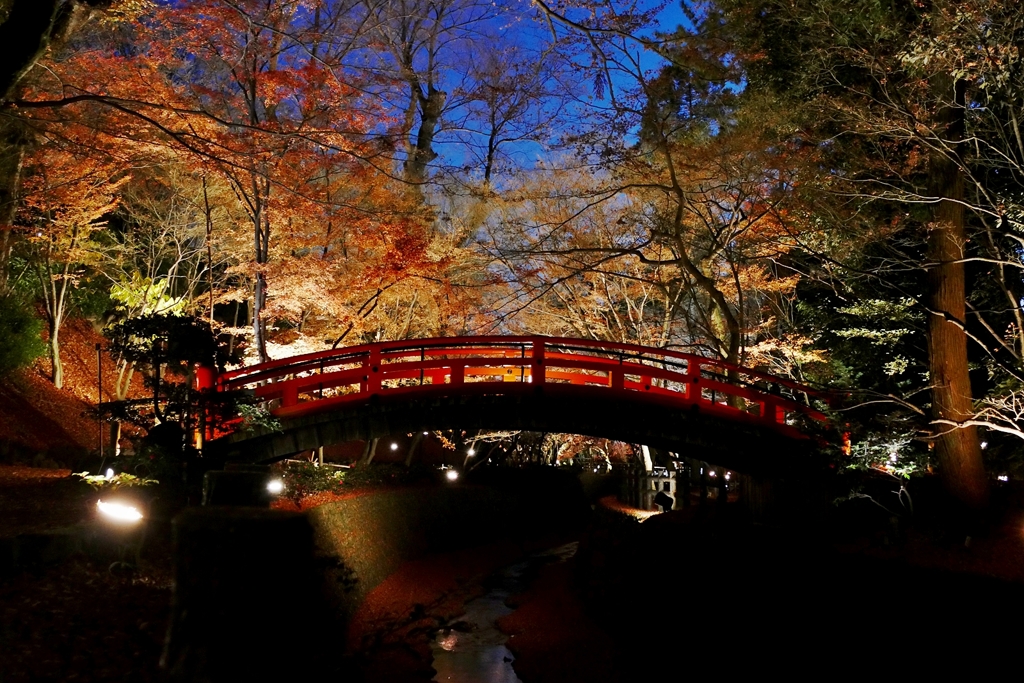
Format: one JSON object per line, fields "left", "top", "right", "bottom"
{"left": 429, "top": 542, "right": 578, "bottom": 683}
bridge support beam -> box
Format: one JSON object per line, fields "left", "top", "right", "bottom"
{"left": 680, "top": 461, "right": 691, "bottom": 508}
{"left": 699, "top": 460, "right": 709, "bottom": 506}
{"left": 208, "top": 389, "right": 823, "bottom": 478}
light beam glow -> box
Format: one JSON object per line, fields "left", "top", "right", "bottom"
{"left": 446, "top": 469, "right": 459, "bottom": 482}
{"left": 267, "top": 479, "right": 284, "bottom": 495}
{"left": 96, "top": 500, "right": 143, "bottom": 523}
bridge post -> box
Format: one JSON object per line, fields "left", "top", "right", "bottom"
{"left": 282, "top": 382, "right": 299, "bottom": 407}
{"left": 450, "top": 362, "right": 465, "bottom": 386}
{"left": 687, "top": 362, "right": 702, "bottom": 404}
{"left": 762, "top": 399, "right": 784, "bottom": 425}
{"left": 195, "top": 365, "right": 218, "bottom": 448}
{"left": 531, "top": 339, "right": 546, "bottom": 384}
{"left": 366, "top": 346, "right": 382, "bottom": 393}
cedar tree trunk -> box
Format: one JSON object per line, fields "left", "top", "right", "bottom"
{"left": 925, "top": 74, "right": 988, "bottom": 509}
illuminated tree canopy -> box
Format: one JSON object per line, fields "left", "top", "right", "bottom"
{"left": 2, "top": 0, "right": 1023, "bottom": 507}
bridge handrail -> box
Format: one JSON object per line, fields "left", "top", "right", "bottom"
{"left": 210, "top": 336, "right": 831, "bottom": 442}
{"left": 218, "top": 335, "right": 827, "bottom": 401}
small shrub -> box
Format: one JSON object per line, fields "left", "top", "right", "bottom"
{"left": 0, "top": 293, "right": 45, "bottom": 376}
{"left": 238, "top": 403, "right": 283, "bottom": 434}
{"left": 74, "top": 471, "right": 159, "bottom": 491}
{"left": 279, "top": 461, "right": 346, "bottom": 505}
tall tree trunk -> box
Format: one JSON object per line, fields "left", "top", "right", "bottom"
{"left": 0, "top": 120, "right": 27, "bottom": 292}
{"left": 109, "top": 420, "right": 121, "bottom": 457}
{"left": 48, "top": 321, "right": 62, "bottom": 388}
{"left": 360, "top": 437, "right": 379, "bottom": 466}
{"left": 0, "top": 0, "right": 118, "bottom": 101}
{"left": 404, "top": 85, "right": 446, "bottom": 190}
{"left": 41, "top": 257, "right": 71, "bottom": 390}
{"left": 926, "top": 74, "right": 988, "bottom": 509}
{"left": 253, "top": 271, "right": 269, "bottom": 362}
{"left": 404, "top": 432, "right": 423, "bottom": 467}
{"left": 250, "top": 175, "right": 271, "bottom": 363}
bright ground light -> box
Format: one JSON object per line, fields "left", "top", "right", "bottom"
{"left": 267, "top": 479, "right": 284, "bottom": 494}
{"left": 446, "top": 469, "right": 459, "bottom": 482}
{"left": 96, "top": 500, "right": 143, "bottom": 523}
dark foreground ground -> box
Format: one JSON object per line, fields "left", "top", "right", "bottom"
{"left": 0, "top": 467, "right": 171, "bottom": 682}
{"left": 503, "top": 504, "right": 1024, "bottom": 680}
{"left": 3, "top": 465, "right": 1024, "bottom": 681}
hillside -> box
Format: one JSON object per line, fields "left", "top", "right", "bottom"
{"left": 0, "top": 318, "right": 142, "bottom": 467}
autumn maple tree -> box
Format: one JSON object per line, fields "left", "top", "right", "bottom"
{"left": 17, "top": 138, "right": 126, "bottom": 388}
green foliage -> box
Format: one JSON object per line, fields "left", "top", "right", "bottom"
{"left": 279, "top": 461, "right": 345, "bottom": 505}
{"left": 106, "top": 312, "right": 224, "bottom": 368}
{"left": 70, "top": 274, "right": 114, "bottom": 320}
{"left": 105, "top": 312, "right": 240, "bottom": 425}
{"left": 0, "top": 292, "right": 45, "bottom": 376}
{"left": 834, "top": 298, "right": 917, "bottom": 345}
{"left": 832, "top": 297, "right": 920, "bottom": 377}
{"left": 238, "top": 403, "right": 282, "bottom": 434}
{"left": 74, "top": 470, "right": 159, "bottom": 491}
{"left": 844, "top": 432, "right": 928, "bottom": 479}
{"left": 795, "top": 286, "right": 925, "bottom": 395}
{"left": 109, "top": 272, "right": 186, "bottom": 317}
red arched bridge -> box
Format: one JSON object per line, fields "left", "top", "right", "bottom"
{"left": 204, "top": 336, "right": 832, "bottom": 474}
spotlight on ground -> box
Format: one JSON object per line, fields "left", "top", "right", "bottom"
{"left": 445, "top": 469, "right": 459, "bottom": 482}
{"left": 96, "top": 500, "right": 143, "bottom": 523}
{"left": 390, "top": 442, "right": 399, "bottom": 451}
{"left": 266, "top": 478, "right": 285, "bottom": 495}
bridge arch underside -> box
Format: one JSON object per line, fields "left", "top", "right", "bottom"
{"left": 207, "top": 386, "right": 823, "bottom": 477}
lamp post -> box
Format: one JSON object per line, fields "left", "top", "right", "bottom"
{"left": 96, "top": 343, "right": 104, "bottom": 471}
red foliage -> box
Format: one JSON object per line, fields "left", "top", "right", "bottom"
{"left": 269, "top": 487, "right": 369, "bottom": 512}
{"left": 0, "top": 318, "right": 145, "bottom": 462}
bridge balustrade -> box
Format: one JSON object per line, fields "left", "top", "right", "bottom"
{"left": 214, "top": 336, "right": 828, "bottom": 439}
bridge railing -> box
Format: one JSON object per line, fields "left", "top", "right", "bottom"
{"left": 216, "top": 336, "right": 829, "bottom": 438}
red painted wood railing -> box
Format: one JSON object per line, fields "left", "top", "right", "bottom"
{"left": 212, "top": 336, "right": 829, "bottom": 439}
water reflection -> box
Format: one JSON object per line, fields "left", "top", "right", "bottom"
{"left": 430, "top": 543, "right": 578, "bottom": 683}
